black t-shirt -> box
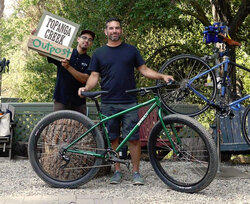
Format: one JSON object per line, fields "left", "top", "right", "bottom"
{"left": 88, "top": 43, "right": 145, "bottom": 103}
{"left": 48, "top": 49, "right": 91, "bottom": 106}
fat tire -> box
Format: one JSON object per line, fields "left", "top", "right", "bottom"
{"left": 242, "top": 105, "right": 250, "bottom": 145}
{"left": 148, "top": 114, "right": 218, "bottom": 193}
{"left": 28, "top": 110, "right": 104, "bottom": 188}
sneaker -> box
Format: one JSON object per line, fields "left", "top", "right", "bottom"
{"left": 132, "top": 172, "right": 144, "bottom": 185}
{"left": 110, "top": 171, "right": 122, "bottom": 184}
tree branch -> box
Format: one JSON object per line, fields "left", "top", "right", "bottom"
{"left": 179, "top": 0, "right": 210, "bottom": 26}
{"left": 211, "top": 0, "right": 232, "bottom": 24}
{"left": 229, "top": 0, "right": 250, "bottom": 39}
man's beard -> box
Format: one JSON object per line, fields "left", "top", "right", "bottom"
{"left": 80, "top": 47, "right": 87, "bottom": 51}
{"left": 109, "top": 35, "right": 120, "bottom": 41}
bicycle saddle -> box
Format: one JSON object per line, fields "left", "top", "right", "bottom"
{"left": 81, "top": 90, "right": 108, "bottom": 98}
{"left": 218, "top": 33, "right": 241, "bottom": 46}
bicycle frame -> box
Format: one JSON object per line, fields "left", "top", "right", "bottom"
{"left": 64, "top": 95, "right": 180, "bottom": 158}
{"left": 188, "top": 56, "right": 250, "bottom": 109}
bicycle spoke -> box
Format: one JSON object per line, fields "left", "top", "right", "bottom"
{"left": 148, "top": 115, "right": 217, "bottom": 193}
{"left": 29, "top": 111, "right": 104, "bottom": 187}
{"left": 157, "top": 55, "right": 216, "bottom": 116}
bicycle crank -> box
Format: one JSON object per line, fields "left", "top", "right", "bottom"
{"left": 107, "top": 151, "right": 131, "bottom": 171}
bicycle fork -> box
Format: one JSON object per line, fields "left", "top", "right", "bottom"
{"left": 158, "top": 108, "right": 182, "bottom": 156}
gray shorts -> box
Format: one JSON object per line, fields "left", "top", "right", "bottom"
{"left": 101, "top": 103, "right": 139, "bottom": 141}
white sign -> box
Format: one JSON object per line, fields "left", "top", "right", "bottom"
{"left": 37, "top": 15, "right": 76, "bottom": 46}
{"left": 35, "top": 10, "right": 79, "bottom": 47}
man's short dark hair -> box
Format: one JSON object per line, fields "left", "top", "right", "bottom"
{"left": 105, "top": 18, "right": 122, "bottom": 28}
{"left": 79, "top": 30, "right": 95, "bottom": 40}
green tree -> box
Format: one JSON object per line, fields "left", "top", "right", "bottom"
{"left": 0, "top": 0, "right": 248, "bottom": 103}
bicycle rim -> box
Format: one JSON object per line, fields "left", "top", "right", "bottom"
{"left": 28, "top": 110, "right": 104, "bottom": 188}
{"left": 148, "top": 114, "right": 218, "bottom": 193}
{"left": 242, "top": 105, "right": 250, "bottom": 145}
{"left": 157, "top": 55, "right": 216, "bottom": 117}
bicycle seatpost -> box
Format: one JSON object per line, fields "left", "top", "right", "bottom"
{"left": 93, "top": 98, "right": 101, "bottom": 113}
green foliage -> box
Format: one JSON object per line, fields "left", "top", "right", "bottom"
{"left": 17, "top": 53, "right": 56, "bottom": 102}
{"left": 0, "top": 0, "right": 248, "bottom": 108}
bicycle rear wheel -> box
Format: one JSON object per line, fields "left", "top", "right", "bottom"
{"left": 242, "top": 105, "right": 250, "bottom": 145}
{"left": 28, "top": 110, "right": 104, "bottom": 188}
{"left": 148, "top": 114, "right": 218, "bottom": 193}
{"left": 157, "top": 54, "right": 217, "bottom": 117}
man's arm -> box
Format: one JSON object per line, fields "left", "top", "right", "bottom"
{"left": 61, "top": 59, "right": 89, "bottom": 84}
{"left": 138, "top": 64, "right": 174, "bottom": 82}
{"left": 78, "top": 71, "right": 99, "bottom": 97}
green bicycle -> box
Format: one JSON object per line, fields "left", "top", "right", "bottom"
{"left": 28, "top": 83, "right": 218, "bottom": 193}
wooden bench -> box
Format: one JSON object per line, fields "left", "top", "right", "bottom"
{"left": 138, "top": 106, "right": 185, "bottom": 148}
{"left": 212, "top": 106, "right": 250, "bottom": 152}
{"left": 138, "top": 106, "right": 158, "bottom": 148}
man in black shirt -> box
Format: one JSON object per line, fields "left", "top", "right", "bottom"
{"left": 50, "top": 30, "right": 95, "bottom": 114}
{"left": 78, "top": 18, "right": 173, "bottom": 185}
{"left": 34, "top": 29, "right": 95, "bottom": 114}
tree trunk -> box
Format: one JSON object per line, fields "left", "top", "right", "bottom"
{"left": 210, "top": 0, "right": 250, "bottom": 100}
{"left": 0, "top": 0, "right": 4, "bottom": 18}
{"left": 40, "top": 119, "right": 110, "bottom": 181}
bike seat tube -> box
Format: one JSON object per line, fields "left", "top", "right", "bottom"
{"left": 221, "top": 57, "right": 230, "bottom": 97}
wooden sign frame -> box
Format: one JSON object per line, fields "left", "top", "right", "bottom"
{"left": 28, "top": 10, "right": 80, "bottom": 60}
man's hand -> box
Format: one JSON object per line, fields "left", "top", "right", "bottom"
{"left": 162, "top": 75, "right": 174, "bottom": 83}
{"left": 31, "top": 29, "right": 37, "bottom": 35}
{"left": 61, "top": 59, "right": 70, "bottom": 69}
{"left": 78, "top": 87, "right": 88, "bottom": 98}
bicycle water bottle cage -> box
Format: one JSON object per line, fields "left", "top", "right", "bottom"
{"left": 203, "top": 22, "right": 228, "bottom": 44}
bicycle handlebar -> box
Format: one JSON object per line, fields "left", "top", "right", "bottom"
{"left": 80, "top": 81, "right": 175, "bottom": 99}
{"left": 125, "top": 80, "right": 174, "bottom": 95}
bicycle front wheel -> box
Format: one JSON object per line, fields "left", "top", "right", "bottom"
{"left": 242, "top": 105, "right": 250, "bottom": 145}
{"left": 28, "top": 110, "right": 104, "bottom": 188}
{"left": 148, "top": 114, "right": 218, "bottom": 193}
{"left": 157, "top": 54, "right": 217, "bottom": 116}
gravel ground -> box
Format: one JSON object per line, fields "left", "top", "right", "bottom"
{"left": 0, "top": 157, "right": 249, "bottom": 204}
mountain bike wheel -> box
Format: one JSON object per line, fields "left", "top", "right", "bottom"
{"left": 242, "top": 105, "right": 250, "bottom": 145}
{"left": 157, "top": 54, "right": 217, "bottom": 117}
{"left": 28, "top": 110, "right": 104, "bottom": 188}
{"left": 148, "top": 114, "right": 218, "bottom": 193}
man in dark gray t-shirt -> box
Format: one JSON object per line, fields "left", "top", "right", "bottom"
{"left": 78, "top": 18, "right": 173, "bottom": 185}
